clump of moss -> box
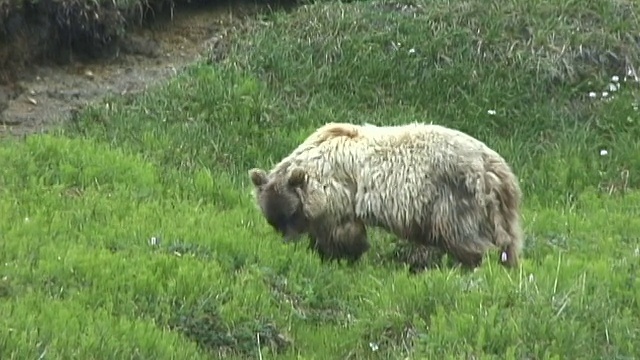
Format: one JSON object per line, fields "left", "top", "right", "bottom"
{"left": 168, "top": 300, "right": 292, "bottom": 357}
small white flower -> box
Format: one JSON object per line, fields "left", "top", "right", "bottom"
{"left": 369, "top": 342, "right": 379, "bottom": 351}
{"left": 602, "top": 91, "right": 609, "bottom": 98}
{"left": 612, "top": 75, "right": 619, "bottom": 83}
{"left": 588, "top": 92, "right": 597, "bottom": 98}
{"left": 501, "top": 251, "right": 508, "bottom": 262}
{"left": 408, "top": 48, "right": 415, "bottom": 54}
{"left": 487, "top": 109, "right": 496, "bottom": 115}
{"left": 149, "top": 236, "right": 161, "bottom": 246}
{"left": 608, "top": 83, "right": 618, "bottom": 92}
{"left": 600, "top": 149, "right": 608, "bottom": 156}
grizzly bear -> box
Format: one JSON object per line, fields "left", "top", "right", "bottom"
{"left": 248, "top": 122, "right": 524, "bottom": 269}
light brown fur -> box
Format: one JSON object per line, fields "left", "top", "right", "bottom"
{"left": 306, "top": 123, "right": 361, "bottom": 146}
{"left": 249, "top": 122, "right": 524, "bottom": 269}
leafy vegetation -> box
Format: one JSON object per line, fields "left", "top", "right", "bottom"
{"left": 1, "top": 0, "right": 639, "bottom": 358}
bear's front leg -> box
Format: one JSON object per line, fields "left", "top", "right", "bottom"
{"left": 307, "top": 221, "right": 370, "bottom": 265}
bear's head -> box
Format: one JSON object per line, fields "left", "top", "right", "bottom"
{"left": 249, "top": 166, "right": 310, "bottom": 243}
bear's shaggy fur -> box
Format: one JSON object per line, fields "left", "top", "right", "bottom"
{"left": 248, "top": 122, "right": 524, "bottom": 269}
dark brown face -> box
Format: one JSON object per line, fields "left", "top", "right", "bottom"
{"left": 258, "top": 182, "right": 309, "bottom": 242}
{"left": 249, "top": 167, "right": 310, "bottom": 242}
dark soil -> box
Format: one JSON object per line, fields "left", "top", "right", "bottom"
{"left": 0, "top": 0, "right": 288, "bottom": 136}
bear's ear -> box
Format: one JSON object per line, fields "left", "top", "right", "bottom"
{"left": 288, "top": 167, "right": 307, "bottom": 188}
{"left": 249, "top": 168, "right": 268, "bottom": 187}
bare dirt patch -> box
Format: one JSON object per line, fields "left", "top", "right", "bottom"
{"left": 0, "top": 1, "right": 273, "bottom": 137}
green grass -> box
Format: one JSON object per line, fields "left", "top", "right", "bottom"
{"left": 2, "top": 0, "right": 640, "bottom": 358}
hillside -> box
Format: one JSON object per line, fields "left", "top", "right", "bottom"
{"left": 1, "top": 0, "right": 639, "bottom": 358}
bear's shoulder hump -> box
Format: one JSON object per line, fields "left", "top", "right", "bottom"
{"left": 307, "top": 122, "right": 362, "bottom": 146}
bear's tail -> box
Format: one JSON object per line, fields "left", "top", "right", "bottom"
{"left": 485, "top": 158, "right": 524, "bottom": 268}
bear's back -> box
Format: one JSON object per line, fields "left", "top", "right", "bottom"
{"left": 269, "top": 121, "right": 505, "bottom": 183}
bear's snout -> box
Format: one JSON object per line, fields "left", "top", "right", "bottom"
{"left": 282, "top": 230, "right": 303, "bottom": 244}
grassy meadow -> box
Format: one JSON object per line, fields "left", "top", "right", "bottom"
{"left": 2, "top": 0, "right": 640, "bottom": 358}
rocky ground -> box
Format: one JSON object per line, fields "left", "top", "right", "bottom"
{"left": 0, "top": 2, "right": 263, "bottom": 137}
